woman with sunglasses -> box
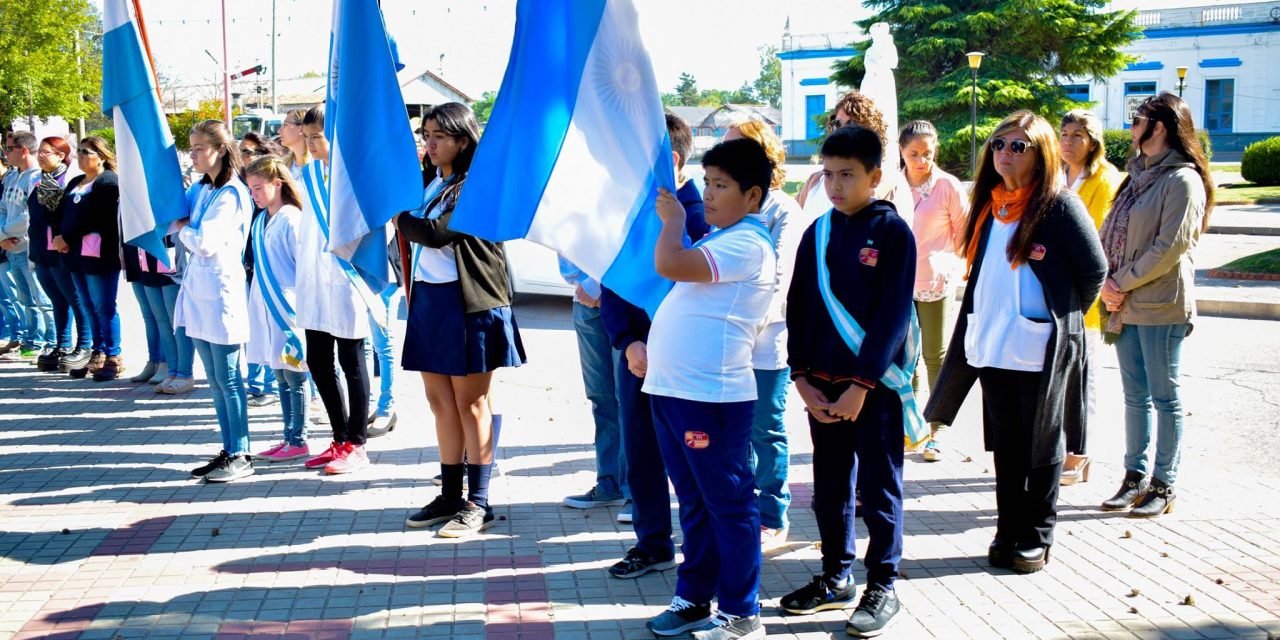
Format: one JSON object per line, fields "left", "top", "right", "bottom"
{"left": 278, "top": 109, "right": 311, "bottom": 182}
{"left": 925, "top": 111, "right": 1105, "bottom": 574}
{"left": 1097, "top": 93, "right": 1213, "bottom": 519}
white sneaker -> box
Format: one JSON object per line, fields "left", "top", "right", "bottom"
{"left": 616, "top": 501, "right": 633, "bottom": 524}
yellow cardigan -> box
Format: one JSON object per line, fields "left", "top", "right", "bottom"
{"left": 1076, "top": 162, "right": 1123, "bottom": 329}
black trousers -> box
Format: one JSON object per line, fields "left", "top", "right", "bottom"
{"left": 305, "top": 329, "right": 371, "bottom": 446}
{"left": 977, "top": 367, "right": 1062, "bottom": 549}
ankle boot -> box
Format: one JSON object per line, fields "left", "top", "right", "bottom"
{"left": 130, "top": 361, "right": 159, "bottom": 383}
{"left": 94, "top": 355, "right": 125, "bottom": 382}
{"left": 1129, "top": 478, "right": 1175, "bottom": 518}
{"left": 1101, "top": 471, "right": 1149, "bottom": 511}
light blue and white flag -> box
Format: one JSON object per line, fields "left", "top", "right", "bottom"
{"left": 324, "top": 0, "right": 421, "bottom": 292}
{"left": 448, "top": 0, "right": 677, "bottom": 316}
{"left": 101, "top": 0, "right": 186, "bottom": 266}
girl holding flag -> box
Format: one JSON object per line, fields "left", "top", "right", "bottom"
{"left": 396, "top": 102, "right": 525, "bottom": 538}
{"left": 177, "top": 120, "right": 254, "bottom": 484}
{"left": 244, "top": 157, "right": 310, "bottom": 462}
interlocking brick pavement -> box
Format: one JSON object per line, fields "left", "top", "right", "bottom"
{"left": 1, "top": 297, "right": 1278, "bottom": 639}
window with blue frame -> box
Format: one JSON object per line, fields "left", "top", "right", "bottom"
{"left": 1204, "top": 79, "right": 1234, "bottom": 132}
{"left": 1123, "top": 82, "right": 1158, "bottom": 128}
{"left": 1062, "top": 84, "right": 1090, "bottom": 102}
{"left": 805, "top": 95, "right": 826, "bottom": 139}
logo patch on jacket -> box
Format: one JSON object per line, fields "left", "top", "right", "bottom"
{"left": 684, "top": 431, "right": 710, "bottom": 449}
{"left": 1030, "top": 243, "right": 1047, "bottom": 261}
{"left": 859, "top": 247, "right": 879, "bottom": 267}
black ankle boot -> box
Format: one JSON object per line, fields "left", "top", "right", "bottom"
{"left": 1129, "top": 478, "right": 1175, "bottom": 518}
{"left": 1101, "top": 471, "right": 1149, "bottom": 511}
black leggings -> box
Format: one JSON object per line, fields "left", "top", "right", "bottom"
{"left": 305, "top": 329, "right": 370, "bottom": 446}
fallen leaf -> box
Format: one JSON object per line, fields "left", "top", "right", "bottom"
{"left": 1128, "top": 588, "right": 1141, "bottom": 597}
{"left": 962, "top": 456, "right": 973, "bottom": 463}
{"left": 1160, "top": 552, "right": 1169, "bottom": 558}
{"left": 1122, "top": 530, "right": 1133, "bottom": 539}
{"left": 1182, "top": 595, "right": 1196, "bottom": 606}
{"left": 1128, "top": 606, "right": 1139, "bottom": 614}
{"left": 898, "top": 570, "right": 910, "bottom": 580}
{"left": 60, "top": 528, "right": 70, "bottom": 535}
{"left": 1215, "top": 578, "right": 1225, "bottom": 585}
{"left": 211, "top": 527, "right": 220, "bottom": 537}
{"left": 981, "top": 468, "right": 990, "bottom": 474}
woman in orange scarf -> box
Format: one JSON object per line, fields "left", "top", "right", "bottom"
{"left": 925, "top": 111, "right": 1106, "bottom": 574}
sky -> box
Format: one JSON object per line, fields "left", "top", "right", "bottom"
{"left": 92, "top": 0, "right": 1255, "bottom": 106}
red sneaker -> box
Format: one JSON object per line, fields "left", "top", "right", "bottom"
{"left": 305, "top": 441, "right": 343, "bottom": 469}
{"left": 325, "top": 443, "right": 369, "bottom": 475}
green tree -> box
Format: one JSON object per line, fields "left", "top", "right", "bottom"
{"left": 0, "top": 0, "right": 102, "bottom": 129}
{"left": 167, "top": 100, "right": 238, "bottom": 150}
{"left": 675, "top": 72, "right": 699, "bottom": 106}
{"left": 754, "top": 45, "right": 782, "bottom": 108}
{"left": 832, "top": 0, "right": 1138, "bottom": 175}
{"left": 472, "top": 90, "right": 498, "bottom": 123}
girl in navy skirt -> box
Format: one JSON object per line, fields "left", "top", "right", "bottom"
{"left": 395, "top": 102, "right": 525, "bottom": 538}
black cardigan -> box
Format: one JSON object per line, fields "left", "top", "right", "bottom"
{"left": 924, "top": 191, "right": 1106, "bottom": 467}
{"left": 52, "top": 171, "right": 122, "bottom": 274}
{"left": 395, "top": 176, "right": 513, "bottom": 314}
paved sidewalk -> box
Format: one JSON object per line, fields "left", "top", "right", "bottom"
{"left": 1, "top": 299, "right": 1278, "bottom": 640}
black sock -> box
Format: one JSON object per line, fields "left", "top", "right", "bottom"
{"left": 466, "top": 462, "right": 492, "bottom": 510}
{"left": 441, "top": 463, "right": 465, "bottom": 503}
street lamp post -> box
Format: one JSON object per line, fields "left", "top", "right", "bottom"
{"left": 967, "top": 51, "right": 985, "bottom": 177}
{"left": 1176, "top": 65, "right": 1188, "bottom": 97}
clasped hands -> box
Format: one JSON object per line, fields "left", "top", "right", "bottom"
{"left": 794, "top": 377, "right": 867, "bottom": 424}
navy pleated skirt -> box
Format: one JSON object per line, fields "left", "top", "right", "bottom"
{"left": 401, "top": 280, "right": 526, "bottom": 376}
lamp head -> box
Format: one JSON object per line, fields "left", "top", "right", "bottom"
{"left": 967, "top": 51, "right": 985, "bottom": 70}
{"left": 1177, "top": 65, "right": 1188, "bottom": 80}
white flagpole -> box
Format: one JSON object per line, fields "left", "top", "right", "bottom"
{"left": 221, "top": 0, "right": 232, "bottom": 124}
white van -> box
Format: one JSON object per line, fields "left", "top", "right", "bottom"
{"left": 232, "top": 110, "right": 284, "bottom": 140}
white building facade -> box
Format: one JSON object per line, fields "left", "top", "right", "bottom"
{"left": 779, "top": 1, "right": 1280, "bottom": 160}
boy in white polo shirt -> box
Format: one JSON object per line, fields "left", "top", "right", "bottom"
{"left": 641, "top": 138, "right": 777, "bottom": 640}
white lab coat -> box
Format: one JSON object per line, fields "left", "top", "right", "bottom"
{"left": 174, "top": 178, "right": 251, "bottom": 346}
{"left": 246, "top": 204, "right": 304, "bottom": 372}
{"left": 294, "top": 160, "right": 370, "bottom": 340}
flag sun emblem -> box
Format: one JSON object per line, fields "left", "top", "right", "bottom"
{"left": 591, "top": 36, "right": 655, "bottom": 120}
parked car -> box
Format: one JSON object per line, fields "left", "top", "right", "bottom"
{"left": 505, "top": 239, "right": 574, "bottom": 297}
{"left": 232, "top": 110, "right": 283, "bottom": 140}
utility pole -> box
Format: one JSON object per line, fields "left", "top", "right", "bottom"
{"left": 271, "top": 0, "right": 278, "bottom": 113}
{"left": 220, "top": 0, "right": 232, "bottom": 124}
{"left": 74, "top": 33, "right": 86, "bottom": 140}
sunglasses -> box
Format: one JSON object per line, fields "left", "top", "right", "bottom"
{"left": 991, "top": 137, "right": 1035, "bottom": 155}
{"left": 1131, "top": 113, "right": 1150, "bottom": 127}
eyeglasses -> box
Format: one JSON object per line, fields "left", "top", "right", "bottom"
{"left": 1131, "top": 114, "right": 1150, "bottom": 127}
{"left": 3, "top": 146, "right": 19, "bottom": 152}
{"left": 991, "top": 137, "right": 1035, "bottom": 155}
{"left": 827, "top": 118, "right": 849, "bottom": 131}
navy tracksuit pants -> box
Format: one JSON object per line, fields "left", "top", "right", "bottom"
{"left": 651, "top": 394, "right": 760, "bottom": 617}
{"left": 807, "top": 378, "right": 904, "bottom": 590}
{"left": 615, "top": 352, "right": 675, "bottom": 560}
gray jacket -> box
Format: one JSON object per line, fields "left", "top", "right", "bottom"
{"left": 0, "top": 168, "right": 40, "bottom": 254}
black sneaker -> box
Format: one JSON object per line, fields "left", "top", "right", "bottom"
{"left": 436, "top": 502, "right": 495, "bottom": 538}
{"left": 645, "top": 596, "right": 714, "bottom": 637}
{"left": 192, "top": 451, "right": 231, "bottom": 478}
{"left": 691, "top": 612, "right": 764, "bottom": 640}
{"left": 608, "top": 547, "right": 677, "bottom": 579}
{"left": 845, "top": 586, "right": 900, "bottom": 638}
{"left": 36, "top": 348, "right": 64, "bottom": 372}
{"left": 405, "top": 495, "right": 464, "bottom": 529}
{"left": 781, "top": 575, "right": 856, "bottom": 615}
{"left": 205, "top": 455, "right": 254, "bottom": 483}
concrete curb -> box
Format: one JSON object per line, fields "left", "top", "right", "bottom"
{"left": 1207, "top": 269, "right": 1280, "bottom": 281}
{"left": 1197, "top": 297, "right": 1280, "bottom": 321}
{"left": 1208, "top": 225, "right": 1280, "bottom": 236}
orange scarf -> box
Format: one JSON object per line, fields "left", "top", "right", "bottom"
{"left": 964, "top": 183, "right": 1034, "bottom": 277}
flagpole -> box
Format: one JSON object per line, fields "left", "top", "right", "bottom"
{"left": 221, "top": 0, "right": 232, "bottom": 124}
{"left": 131, "top": 0, "right": 164, "bottom": 106}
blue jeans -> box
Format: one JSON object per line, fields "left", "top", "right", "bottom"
{"left": 131, "top": 282, "right": 161, "bottom": 362}
{"left": 161, "top": 284, "right": 195, "bottom": 378}
{"left": 617, "top": 351, "right": 673, "bottom": 559}
{"left": 0, "top": 263, "right": 23, "bottom": 342}
{"left": 365, "top": 284, "right": 398, "bottom": 416}
{"left": 246, "top": 364, "right": 277, "bottom": 396}
{"left": 70, "top": 271, "right": 121, "bottom": 356}
{"left": 1116, "top": 323, "right": 1189, "bottom": 485}
{"left": 3, "top": 251, "right": 54, "bottom": 348}
{"left": 141, "top": 285, "right": 178, "bottom": 369}
{"left": 34, "top": 260, "right": 90, "bottom": 350}
{"left": 574, "top": 302, "right": 626, "bottom": 498}
{"left": 274, "top": 368, "right": 310, "bottom": 446}
{"left": 651, "top": 395, "right": 760, "bottom": 617}
{"left": 750, "top": 367, "right": 792, "bottom": 530}
{"left": 192, "top": 338, "right": 250, "bottom": 456}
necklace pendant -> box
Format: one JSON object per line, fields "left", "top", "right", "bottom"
{"left": 997, "top": 205, "right": 1009, "bottom": 219}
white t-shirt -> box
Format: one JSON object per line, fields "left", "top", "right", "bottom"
{"left": 644, "top": 215, "right": 777, "bottom": 403}
{"left": 965, "top": 218, "right": 1051, "bottom": 372}
{"left": 751, "top": 189, "right": 807, "bottom": 370}
{"left": 412, "top": 174, "right": 458, "bottom": 284}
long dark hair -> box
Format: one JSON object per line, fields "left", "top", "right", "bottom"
{"left": 1124, "top": 92, "right": 1215, "bottom": 231}
{"left": 962, "top": 110, "right": 1064, "bottom": 265}
{"left": 78, "top": 135, "right": 117, "bottom": 172}
{"left": 190, "top": 120, "right": 243, "bottom": 188}
{"left": 420, "top": 102, "right": 480, "bottom": 186}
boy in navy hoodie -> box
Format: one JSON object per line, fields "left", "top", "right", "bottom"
{"left": 599, "top": 114, "right": 707, "bottom": 581}
{"left": 781, "top": 125, "right": 916, "bottom": 638}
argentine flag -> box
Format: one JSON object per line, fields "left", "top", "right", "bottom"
{"left": 448, "top": 0, "right": 677, "bottom": 316}
{"left": 324, "top": 0, "right": 421, "bottom": 292}
{"left": 101, "top": 0, "right": 186, "bottom": 265}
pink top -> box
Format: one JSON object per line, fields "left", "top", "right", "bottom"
{"left": 906, "top": 169, "right": 969, "bottom": 300}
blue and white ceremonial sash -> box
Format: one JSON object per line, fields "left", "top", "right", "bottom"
{"left": 301, "top": 162, "right": 388, "bottom": 328}
{"left": 408, "top": 176, "right": 456, "bottom": 282}
{"left": 191, "top": 182, "right": 242, "bottom": 230}
{"left": 815, "top": 211, "right": 928, "bottom": 445}
{"left": 252, "top": 212, "right": 305, "bottom": 369}
{"left": 693, "top": 215, "right": 775, "bottom": 252}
